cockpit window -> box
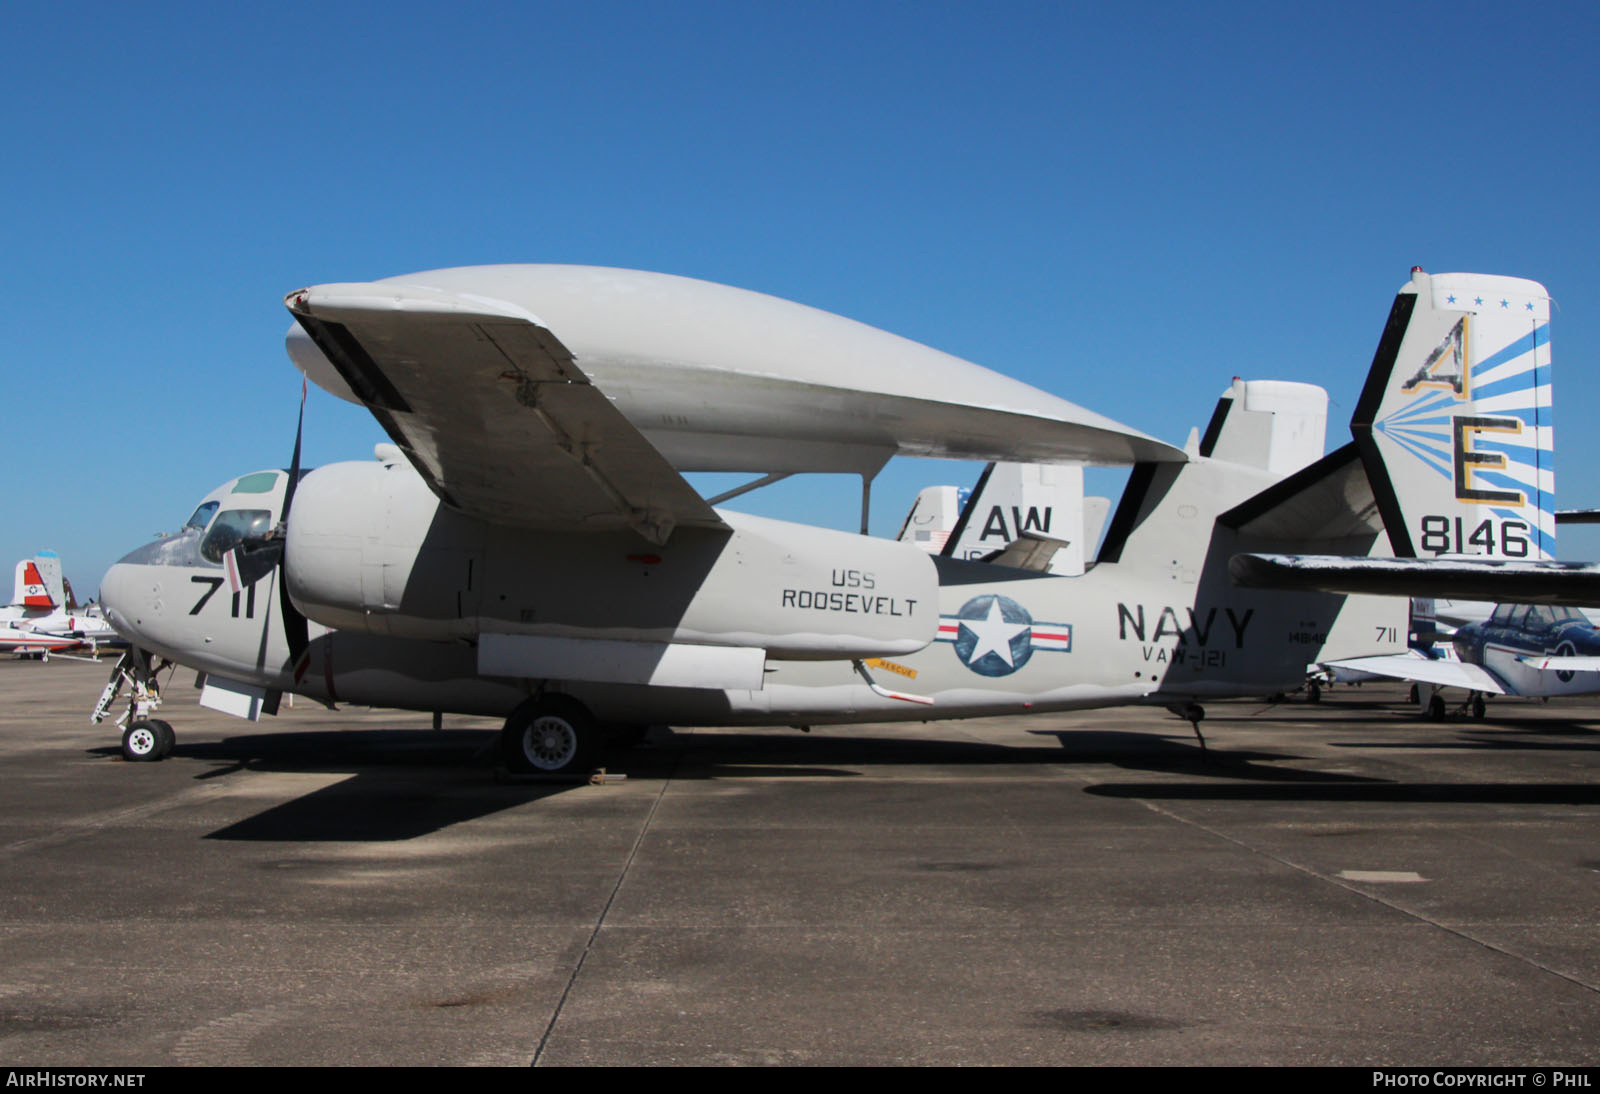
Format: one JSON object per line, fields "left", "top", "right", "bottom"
{"left": 200, "top": 509, "right": 272, "bottom": 564}
{"left": 184, "top": 501, "right": 220, "bottom": 532}
{"left": 231, "top": 471, "right": 281, "bottom": 495}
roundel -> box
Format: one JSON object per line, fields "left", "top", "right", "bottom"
{"left": 1556, "top": 640, "right": 1577, "bottom": 684}
{"left": 952, "top": 594, "right": 1034, "bottom": 677}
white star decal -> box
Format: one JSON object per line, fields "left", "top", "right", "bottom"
{"left": 960, "top": 597, "right": 1031, "bottom": 667}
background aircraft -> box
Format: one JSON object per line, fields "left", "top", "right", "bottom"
{"left": 1, "top": 552, "right": 120, "bottom": 656}
{"left": 1316, "top": 603, "right": 1600, "bottom": 718}
{"left": 93, "top": 266, "right": 1539, "bottom": 770}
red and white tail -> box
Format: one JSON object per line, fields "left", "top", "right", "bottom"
{"left": 13, "top": 559, "right": 54, "bottom": 608}
{"left": 12, "top": 552, "right": 67, "bottom": 609}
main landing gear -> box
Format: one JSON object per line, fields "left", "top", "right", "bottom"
{"left": 1414, "top": 685, "right": 1488, "bottom": 721}
{"left": 500, "top": 694, "right": 600, "bottom": 777}
{"left": 1167, "top": 701, "right": 1208, "bottom": 756}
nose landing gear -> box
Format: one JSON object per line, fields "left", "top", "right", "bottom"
{"left": 94, "top": 649, "right": 177, "bottom": 762}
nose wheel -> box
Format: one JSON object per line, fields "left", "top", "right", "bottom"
{"left": 121, "top": 719, "right": 175, "bottom": 762}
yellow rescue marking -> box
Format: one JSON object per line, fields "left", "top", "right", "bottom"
{"left": 864, "top": 658, "right": 917, "bottom": 680}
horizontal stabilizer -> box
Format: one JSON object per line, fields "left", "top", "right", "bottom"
{"left": 1232, "top": 553, "right": 1600, "bottom": 607}
{"left": 982, "top": 531, "right": 1073, "bottom": 572}
{"left": 1218, "top": 443, "right": 1381, "bottom": 541}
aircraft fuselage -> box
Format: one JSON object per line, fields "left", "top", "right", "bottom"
{"left": 98, "top": 464, "right": 1369, "bottom": 728}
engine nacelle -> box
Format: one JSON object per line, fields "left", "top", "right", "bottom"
{"left": 285, "top": 459, "right": 939, "bottom": 661}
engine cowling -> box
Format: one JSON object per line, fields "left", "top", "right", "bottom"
{"left": 285, "top": 458, "right": 939, "bottom": 660}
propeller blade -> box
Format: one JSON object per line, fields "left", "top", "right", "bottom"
{"left": 279, "top": 379, "right": 310, "bottom": 663}
{"left": 282, "top": 376, "right": 306, "bottom": 521}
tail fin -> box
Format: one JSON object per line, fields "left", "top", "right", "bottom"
{"left": 1351, "top": 269, "right": 1553, "bottom": 559}
{"left": 940, "top": 463, "right": 1107, "bottom": 575}
{"left": 1196, "top": 378, "right": 1328, "bottom": 477}
{"left": 13, "top": 555, "right": 61, "bottom": 609}
{"left": 32, "top": 552, "right": 67, "bottom": 608}
{"left": 896, "top": 484, "right": 971, "bottom": 554}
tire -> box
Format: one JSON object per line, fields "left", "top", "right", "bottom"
{"left": 500, "top": 695, "right": 598, "bottom": 775}
{"left": 1427, "top": 694, "right": 1446, "bottom": 720}
{"left": 150, "top": 719, "right": 176, "bottom": 759}
{"left": 1306, "top": 682, "right": 1321, "bottom": 704}
{"left": 1470, "top": 695, "right": 1486, "bottom": 720}
{"left": 122, "top": 720, "right": 165, "bottom": 762}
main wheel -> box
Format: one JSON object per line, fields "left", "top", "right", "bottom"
{"left": 1426, "top": 694, "right": 1446, "bottom": 720}
{"left": 501, "top": 695, "right": 598, "bottom": 775}
{"left": 122, "top": 720, "right": 166, "bottom": 762}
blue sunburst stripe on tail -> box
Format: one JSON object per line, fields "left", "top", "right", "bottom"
{"left": 1472, "top": 363, "right": 1550, "bottom": 401}
{"left": 1472, "top": 377, "right": 1548, "bottom": 407}
{"left": 1472, "top": 435, "right": 1551, "bottom": 457}
{"left": 1381, "top": 427, "right": 1453, "bottom": 460}
{"left": 1456, "top": 405, "right": 1551, "bottom": 428}
{"left": 1384, "top": 433, "right": 1455, "bottom": 478}
{"left": 1382, "top": 391, "right": 1459, "bottom": 425}
{"left": 1469, "top": 325, "right": 1549, "bottom": 379}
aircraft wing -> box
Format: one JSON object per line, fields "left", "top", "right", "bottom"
{"left": 1322, "top": 652, "right": 1507, "bottom": 695}
{"left": 285, "top": 283, "right": 725, "bottom": 545}
{"left": 1230, "top": 554, "right": 1600, "bottom": 608}
{"left": 1516, "top": 654, "right": 1600, "bottom": 673}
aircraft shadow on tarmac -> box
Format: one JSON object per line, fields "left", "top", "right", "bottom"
{"left": 1084, "top": 780, "right": 1600, "bottom": 804}
{"left": 88, "top": 729, "right": 570, "bottom": 842}
{"left": 84, "top": 717, "right": 1600, "bottom": 840}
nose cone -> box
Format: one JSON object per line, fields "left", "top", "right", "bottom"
{"left": 99, "top": 559, "right": 136, "bottom": 636}
{"left": 98, "top": 560, "right": 147, "bottom": 641}
{"left": 100, "top": 532, "right": 196, "bottom": 643}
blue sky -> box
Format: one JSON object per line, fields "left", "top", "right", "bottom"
{"left": 5, "top": 1, "right": 1599, "bottom": 595}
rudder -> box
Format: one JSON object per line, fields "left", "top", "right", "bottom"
{"left": 1351, "top": 269, "right": 1553, "bottom": 560}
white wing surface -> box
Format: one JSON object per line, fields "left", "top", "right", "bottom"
{"left": 286, "top": 282, "right": 725, "bottom": 545}
{"left": 1323, "top": 652, "right": 1507, "bottom": 695}
{"left": 286, "top": 267, "right": 1186, "bottom": 498}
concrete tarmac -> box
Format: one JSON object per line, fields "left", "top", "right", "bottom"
{"left": 1, "top": 657, "right": 1597, "bottom": 1066}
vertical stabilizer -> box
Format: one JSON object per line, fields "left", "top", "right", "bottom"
{"left": 941, "top": 463, "right": 1097, "bottom": 575}
{"left": 1200, "top": 378, "right": 1328, "bottom": 477}
{"left": 896, "top": 484, "right": 970, "bottom": 554}
{"left": 32, "top": 552, "right": 67, "bottom": 608}
{"left": 13, "top": 557, "right": 58, "bottom": 609}
{"left": 1351, "top": 270, "right": 1553, "bottom": 559}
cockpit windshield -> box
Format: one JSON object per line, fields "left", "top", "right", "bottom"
{"left": 184, "top": 501, "right": 220, "bottom": 532}
{"left": 200, "top": 509, "right": 273, "bottom": 564}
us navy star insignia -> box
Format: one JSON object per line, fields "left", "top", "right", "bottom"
{"left": 935, "top": 594, "right": 1073, "bottom": 677}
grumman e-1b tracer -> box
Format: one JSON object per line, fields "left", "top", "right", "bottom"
{"left": 94, "top": 266, "right": 1550, "bottom": 770}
